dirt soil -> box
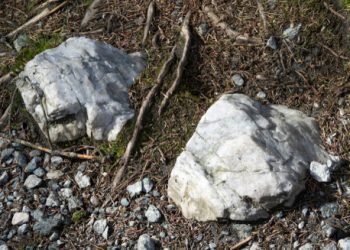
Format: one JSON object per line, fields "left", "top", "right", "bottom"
{"left": 1, "top": 0, "right": 350, "bottom": 249}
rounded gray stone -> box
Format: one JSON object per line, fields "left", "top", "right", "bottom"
{"left": 137, "top": 234, "right": 155, "bottom": 250}
{"left": 231, "top": 74, "right": 244, "bottom": 87}
{"left": 121, "top": 198, "right": 129, "bottom": 207}
{"left": 145, "top": 205, "right": 162, "bottom": 223}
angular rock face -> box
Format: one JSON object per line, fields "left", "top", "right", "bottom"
{"left": 16, "top": 37, "right": 146, "bottom": 142}
{"left": 168, "top": 94, "right": 331, "bottom": 221}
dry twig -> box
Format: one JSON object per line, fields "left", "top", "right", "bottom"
{"left": 158, "top": 11, "right": 191, "bottom": 115}
{"left": 6, "top": 1, "right": 67, "bottom": 38}
{"left": 320, "top": 43, "right": 349, "bottom": 60}
{"left": 81, "top": 0, "right": 103, "bottom": 28}
{"left": 256, "top": 0, "right": 268, "bottom": 34}
{"left": 0, "top": 135, "right": 98, "bottom": 160}
{"left": 323, "top": 2, "right": 346, "bottom": 20}
{"left": 142, "top": 1, "right": 156, "bottom": 48}
{"left": 230, "top": 236, "right": 253, "bottom": 249}
{"left": 203, "top": 6, "right": 262, "bottom": 44}
{"left": 111, "top": 46, "right": 177, "bottom": 189}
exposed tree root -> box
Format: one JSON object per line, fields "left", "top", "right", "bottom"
{"left": 81, "top": 0, "right": 103, "bottom": 28}
{"left": 158, "top": 11, "right": 191, "bottom": 115}
{"left": 111, "top": 46, "right": 177, "bottom": 189}
{"left": 142, "top": 1, "right": 156, "bottom": 48}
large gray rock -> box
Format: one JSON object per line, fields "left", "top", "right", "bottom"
{"left": 16, "top": 37, "right": 146, "bottom": 142}
{"left": 168, "top": 94, "right": 331, "bottom": 221}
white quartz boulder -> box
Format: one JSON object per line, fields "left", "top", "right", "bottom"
{"left": 168, "top": 94, "right": 331, "bottom": 221}
{"left": 16, "top": 37, "right": 146, "bottom": 142}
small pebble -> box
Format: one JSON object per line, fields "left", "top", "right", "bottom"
{"left": 12, "top": 212, "right": 29, "bottom": 225}
{"left": 282, "top": 24, "right": 302, "bottom": 40}
{"left": 159, "top": 232, "right": 166, "bottom": 238}
{"left": 74, "top": 171, "right": 91, "bottom": 189}
{"left": 320, "top": 203, "right": 340, "bottom": 218}
{"left": 145, "top": 205, "right": 162, "bottom": 223}
{"left": 51, "top": 156, "right": 63, "bottom": 166}
{"left": 232, "top": 74, "right": 245, "bottom": 87}
{"left": 137, "top": 234, "right": 156, "bottom": 250}
{"left": 90, "top": 195, "right": 100, "bottom": 207}
{"left": 142, "top": 177, "right": 154, "bottom": 193}
{"left": 49, "top": 232, "right": 59, "bottom": 241}
{"left": 33, "top": 168, "right": 46, "bottom": 177}
{"left": 0, "top": 172, "right": 9, "bottom": 186}
{"left": 256, "top": 91, "right": 266, "bottom": 99}
{"left": 302, "top": 207, "right": 309, "bottom": 217}
{"left": 46, "top": 170, "right": 64, "bottom": 180}
{"left": 24, "top": 175, "right": 42, "bottom": 189}
{"left": 121, "top": 198, "right": 129, "bottom": 207}
{"left": 17, "top": 224, "right": 29, "bottom": 235}
{"left": 209, "top": 242, "right": 217, "bottom": 249}
{"left": 127, "top": 181, "right": 143, "bottom": 197}
{"left": 298, "top": 221, "right": 305, "bottom": 229}
{"left": 93, "top": 219, "right": 107, "bottom": 235}
{"left": 197, "top": 23, "right": 209, "bottom": 36}
{"left": 266, "top": 36, "right": 277, "bottom": 50}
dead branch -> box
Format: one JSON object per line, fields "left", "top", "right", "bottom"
{"left": 256, "top": 0, "right": 268, "bottom": 34}
{"left": 111, "top": 46, "right": 177, "bottom": 189}
{"left": 203, "top": 5, "right": 262, "bottom": 44}
{"left": 81, "top": 0, "right": 103, "bottom": 28}
{"left": 6, "top": 1, "right": 67, "bottom": 38}
{"left": 142, "top": 1, "right": 156, "bottom": 48}
{"left": 0, "top": 72, "right": 14, "bottom": 85}
{"left": 158, "top": 11, "right": 191, "bottom": 115}
{"left": 230, "top": 236, "right": 253, "bottom": 250}
{"left": 0, "top": 135, "right": 98, "bottom": 160}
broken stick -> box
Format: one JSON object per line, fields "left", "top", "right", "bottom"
{"left": 6, "top": 1, "right": 67, "bottom": 38}
{"left": 111, "top": 46, "right": 177, "bottom": 189}
{"left": 81, "top": 0, "right": 103, "bottom": 28}
{"left": 203, "top": 5, "right": 262, "bottom": 44}
{"left": 0, "top": 135, "right": 98, "bottom": 160}
{"left": 158, "top": 11, "right": 191, "bottom": 115}
{"left": 142, "top": 1, "right": 156, "bottom": 48}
